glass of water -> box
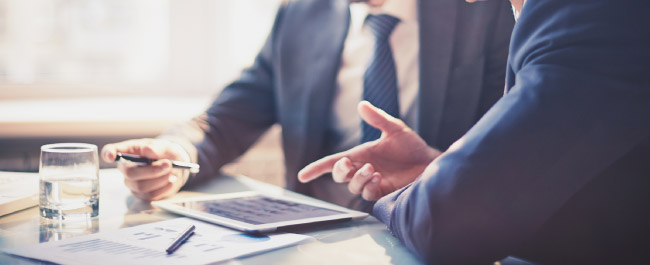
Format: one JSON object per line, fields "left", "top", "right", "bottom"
{"left": 39, "top": 143, "right": 99, "bottom": 220}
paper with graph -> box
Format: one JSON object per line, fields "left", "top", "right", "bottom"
{"left": 3, "top": 217, "right": 313, "bottom": 265}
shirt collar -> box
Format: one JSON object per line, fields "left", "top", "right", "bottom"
{"left": 349, "top": 0, "right": 417, "bottom": 34}
{"left": 368, "top": 0, "right": 416, "bottom": 22}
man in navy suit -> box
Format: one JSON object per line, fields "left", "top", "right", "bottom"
{"left": 100, "top": 0, "right": 514, "bottom": 210}
{"left": 300, "top": 0, "right": 650, "bottom": 263}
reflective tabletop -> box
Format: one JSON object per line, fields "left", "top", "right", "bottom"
{"left": 0, "top": 169, "right": 422, "bottom": 265}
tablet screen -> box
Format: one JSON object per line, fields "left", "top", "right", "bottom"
{"left": 175, "top": 195, "right": 346, "bottom": 225}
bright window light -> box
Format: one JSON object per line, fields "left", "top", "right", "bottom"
{"left": 0, "top": 0, "right": 281, "bottom": 99}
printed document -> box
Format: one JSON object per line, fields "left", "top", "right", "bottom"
{"left": 3, "top": 217, "right": 313, "bottom": 265}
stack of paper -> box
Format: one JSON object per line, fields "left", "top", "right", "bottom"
{"left": 0, "top": 171, "right": 39, "bottom": 216}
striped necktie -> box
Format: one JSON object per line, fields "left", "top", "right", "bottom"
{"left": 361, "top": 14, "right": 401, "bottom": 143}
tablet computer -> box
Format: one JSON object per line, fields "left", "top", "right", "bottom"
{"left": 152, "top": 191, "right": 368, "bottom": 233}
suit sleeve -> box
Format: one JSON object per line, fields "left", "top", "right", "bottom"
{"left": 372, "top": 0, "right": 650, "bottom": 264}
{"left": 160, "top": 3, "right": 288, "bottom": 186}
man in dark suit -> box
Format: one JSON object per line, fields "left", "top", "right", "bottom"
{"left": 300, "top": 0, "right": 650, "bottom": 263}
{"left": 101, "top": 0, "right": 514, "bottom": 210}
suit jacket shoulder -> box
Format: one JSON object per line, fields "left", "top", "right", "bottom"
{"left": 374, "top": 0, "right": 650, "bottom": 263}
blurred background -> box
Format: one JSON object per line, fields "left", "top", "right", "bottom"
{"left": 0, "top": 0, "right": 285, "bottom": 186}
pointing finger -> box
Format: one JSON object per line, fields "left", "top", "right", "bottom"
{"left": 298, "top": 152, "right": 350, "bottom": 183}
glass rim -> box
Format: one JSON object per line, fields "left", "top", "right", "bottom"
{"left": 41, "top": 143, "right": 98, "bottom": 153}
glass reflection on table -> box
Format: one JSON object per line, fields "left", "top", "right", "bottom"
{"left": 39, "top": 218, "right": 99, "bottom": 243}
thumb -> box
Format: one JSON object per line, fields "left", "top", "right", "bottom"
{"left": 101, "top": 144, "right": 118, "bottom": 163}
{"left": 358, "top": 101, "right": 407, "bottom": 136}
{"left": 101, "top": 139, "right": 159, "bottom": 163}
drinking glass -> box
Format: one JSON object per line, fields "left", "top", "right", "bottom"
{"left": 39, "top": 143, "right": 99, "bottom": 220}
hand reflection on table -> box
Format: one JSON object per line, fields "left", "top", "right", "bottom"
{"left": 125, "top": 195, "right": 156, "bottom": 214}
{"left": 120, "top": 195, "right": 172, "bottom": 229}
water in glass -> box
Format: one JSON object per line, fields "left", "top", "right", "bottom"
{"left": 39, "top": 143, "right": 99, "bottom": 220}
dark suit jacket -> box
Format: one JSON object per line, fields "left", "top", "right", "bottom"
{"left": 372, "top": 0, "right": 650, "bottom": 264}
{"left": 165, "top": 0, "right": 514, "bottom": 208}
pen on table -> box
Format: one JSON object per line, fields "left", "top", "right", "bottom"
{"left": 166, "top": 224, "right": 196, "bottom": 254}
{"left": 115, "top": 152, "right": 200, "bottom": 174}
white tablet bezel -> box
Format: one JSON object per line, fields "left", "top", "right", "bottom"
{"left": 152, "top": 191, "right": 368, "bottom": 233}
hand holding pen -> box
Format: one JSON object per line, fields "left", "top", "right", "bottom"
{"left": 101, "top": 139, "right": 198, "bottom": 201}
{"left": 115, "top": 152, "right": 200, "bottom": 174}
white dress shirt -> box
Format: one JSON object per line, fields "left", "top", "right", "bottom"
{"left": 330, "top": 0, "right": 420, "bottom": 152}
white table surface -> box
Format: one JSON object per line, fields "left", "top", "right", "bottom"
{"left": 0, "top": 169, "right": 422, "bottom": 265}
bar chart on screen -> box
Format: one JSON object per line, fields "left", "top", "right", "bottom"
{"left": 3, "top": 218, "right": 312, "bottom": 265}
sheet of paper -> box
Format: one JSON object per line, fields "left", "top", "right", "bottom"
{"left": 3, "top": 218, "right": 313, "bottom": 265}
{"left": 0, "top": 171, "right": 39, "bottom": 216}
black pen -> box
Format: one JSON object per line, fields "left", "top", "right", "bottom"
{"left": 166, "top": 224, "right": 195, "bottom": 254}
{"left": 115, "top": 152, "right": 200, "bottom": 173}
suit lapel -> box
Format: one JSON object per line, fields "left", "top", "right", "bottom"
{"left": 285, "top": 0, "right": 349, "bottom": 186}
{"left": 417, "top": 0, "right": 458, "bottom": 149}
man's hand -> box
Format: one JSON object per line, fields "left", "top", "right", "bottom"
{"left": 101, "top": 138, "right": 191, "bottom": 201}
{"left": 298, "top": 101, "right": 441, "bottom": 201}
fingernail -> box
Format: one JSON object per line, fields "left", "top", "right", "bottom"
{"left": 361, "top": 164, "right": 371, "bottom": 177}
{"left": 102, "top": 150, "right": 110, "bottom": 160}
{"left": 371, "top": 176, "right": 379, "bottom": 183}
{"left": 168, "top": 175, "right": 178, "bottom": 183}
{"left": 343, "top": 158, "right": 354, "bottom": 171}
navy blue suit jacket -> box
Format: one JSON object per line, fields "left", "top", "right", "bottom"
{"left": 373, "top": 0, "right": 650, "bottom": 264}
{"left": 166, "top": 0, "right": 514, "bottom": 208}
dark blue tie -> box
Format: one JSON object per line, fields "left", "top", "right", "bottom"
{"left": 361, "top": 14, "right": 401, "bottom": 143}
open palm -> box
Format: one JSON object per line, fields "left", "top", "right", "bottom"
{"left": 298, "top": 101, "right": 440, "bottom": 200}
